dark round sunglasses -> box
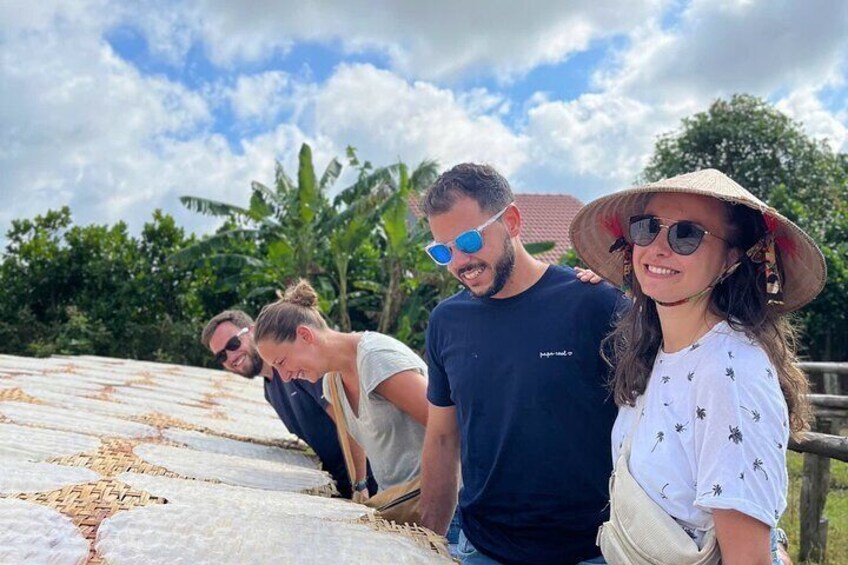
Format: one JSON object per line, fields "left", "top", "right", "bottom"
{"left": 213, "top": 327, "right": 249, "bottom": 366}
{"left": 628, "top": 215, "right": 725, "bottom": 256}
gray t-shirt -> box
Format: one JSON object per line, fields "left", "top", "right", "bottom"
{"left": 323, "top": 331, "right": 427, "bottom": 490}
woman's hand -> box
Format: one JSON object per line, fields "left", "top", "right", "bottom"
{"left": 574, "top": 266, "right": 604, "bottom": 284}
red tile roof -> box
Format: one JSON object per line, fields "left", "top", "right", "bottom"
{"left": 410, "top": 193, "right": 584, "bottom": 264}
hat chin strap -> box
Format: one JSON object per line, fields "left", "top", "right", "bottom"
{"left": 652, "top": 260, "right": 742, "bottom": 308}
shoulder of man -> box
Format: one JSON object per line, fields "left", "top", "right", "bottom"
{"left": 547, "top": 264, "right": 626, "bottom": 309}
{"left": 427, "top": 287, "right": 473, "bottom": 325}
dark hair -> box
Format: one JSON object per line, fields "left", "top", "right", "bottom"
{"left": 605, "top": 200, "right": 811, "bottom": 435}
{"left": 201, "top": 310, "right": 254, "bottom": 349}
{"left": 253, "top": 279, "right": 328, "bottom": 345}
{"left": 422, "top": 163, "right": 514, "bottom": 216}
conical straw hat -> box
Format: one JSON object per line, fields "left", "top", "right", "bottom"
{"left": 569, "top": 169, "right": 826, "bottom": 312}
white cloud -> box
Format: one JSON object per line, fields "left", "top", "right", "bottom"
{"left": 535, "top": 0, "right": 848, "bottom": 198}
{"left": 226, "top": 72, "right": 292, "bottom": 123}
{"left": 595, "top": 0, "right": 848, "bottom": 99}
{"left": 777, "top": 88, "right": 848, "bottom": 151}
{"left": 310, "top": 64, "right": 528, "bottom": 177}
{"left": 159, "top": 0, "right": 666, "bottom": 80}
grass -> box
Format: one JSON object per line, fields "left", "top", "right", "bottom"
{"left": 780, "top": 451, "right": 848, "bottom": 564}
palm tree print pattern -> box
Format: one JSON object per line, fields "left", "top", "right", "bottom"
{"left": 651, "top": 431, "right": 665, "bottom": 453}
{"left": 696, "top": 406, "right": 706, "bottom": 420}
{"left": 741, "top": 405, "right": 761, "bottom": 422}
{"left": 728, "top": 426, "right": 743, "bottom": 444}
{"left": 700, "top": 483, "right": 723, "bottom": 497}
{"left": 753, "top": 458, "right": 769, "bottom": 481}
{"left": 726, "top": 367, "right": 735, "bottom": 381}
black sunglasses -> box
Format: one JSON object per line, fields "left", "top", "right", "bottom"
{"left": 213, "top": 327, "right": 249, "bottom": 366}
{"left": 629, "top": 215, "right": 725, "bottom": 256}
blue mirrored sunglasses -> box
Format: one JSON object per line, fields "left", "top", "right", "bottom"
{"left": 425, "top": 204, "right": 512, "bottom": 265}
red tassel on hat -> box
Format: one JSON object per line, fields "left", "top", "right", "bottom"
{"left": 601, "top": 214, "right": 624, "bottom": 238}
{"left": 764, "top": 213, "right": 797, "bottom": 258}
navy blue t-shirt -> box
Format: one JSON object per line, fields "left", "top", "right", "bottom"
{"left": 426, "top": 265, "right": 628, "bottom": 564}
{"left": 263, "top": 373, "right": 354, "bottom": 497}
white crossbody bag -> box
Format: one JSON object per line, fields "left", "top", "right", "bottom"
{"left": 597, "top": 395, "right": 721, "bottom": 565}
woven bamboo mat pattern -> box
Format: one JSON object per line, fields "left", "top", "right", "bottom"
{"left": 360, "top": 513, "right": 452, "bottom": 559}
{"left": 46, "top": 438, "right": 184, "bottom": 480}
{"left": 10, "top": 479, "right": 167, "bottom": 565}
{"left": 0, "top": 354, "right": 450, "bottom": 563}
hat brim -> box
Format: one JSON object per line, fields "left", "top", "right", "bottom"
{"left": 569, "top": 171, "right": 826, "bottom": 313}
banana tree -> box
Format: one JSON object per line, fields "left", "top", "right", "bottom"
{"left": 171, "top": 143, "right": 340, "bottom": 301}
{"left": 374, "top": 160, "right": 442, "bottom": 335}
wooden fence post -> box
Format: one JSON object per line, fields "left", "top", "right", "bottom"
{"left": 800, "top": 411, "right": 833, "bottom": 564}
{"left": 799, "top": 452, "right": 831, "bottom": 563}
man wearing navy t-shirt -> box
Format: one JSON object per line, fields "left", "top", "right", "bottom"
{"left": 201, "top": 310, "right": 375, "bottom": 499}
{"left": 419, "top": 164, "right": 627, "bottom": 564}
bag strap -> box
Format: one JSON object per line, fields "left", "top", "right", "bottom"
{"left": 327, "top": 371, "right": 356, "bottom": 488}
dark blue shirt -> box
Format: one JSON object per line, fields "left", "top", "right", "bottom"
{"left": 263, "top": 373, "right": 354, "bottom": 497}
{"left": 426, "top": 266, "right": 628, "bottom": 564}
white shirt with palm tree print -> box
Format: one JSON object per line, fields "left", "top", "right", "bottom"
{"left": 611, "top": 321, "right": 789, "bottom": 547}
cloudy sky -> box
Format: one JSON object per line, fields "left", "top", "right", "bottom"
{"left": 1, "top": 0, "right": 846, "bottom": 240}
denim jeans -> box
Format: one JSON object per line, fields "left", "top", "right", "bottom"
{"left": 455, "top": 530, "right": 502, "bottom": 565}
{"left": 455, "top": 530, "right": 606, "bottom": 565}
{"left": 446, "top": 509, "right": 462, "bottom": 556}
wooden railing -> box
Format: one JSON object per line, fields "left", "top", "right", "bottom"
{"left": 791, "top": 362, "right": 848, "bottom": 563}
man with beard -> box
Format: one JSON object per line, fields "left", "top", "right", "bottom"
{"left": 419, "top": 164, "right": 628, "bottom": 564}
{"left": 201, "top": 310, "right": 375, "bottom": 499}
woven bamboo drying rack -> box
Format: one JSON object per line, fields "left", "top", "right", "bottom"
{"left": 0, "top": 357, "right": 452, "bottom": 563}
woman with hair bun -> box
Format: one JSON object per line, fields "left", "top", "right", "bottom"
{"left": 254, "top": 278, "right": 430, "bottom": 497}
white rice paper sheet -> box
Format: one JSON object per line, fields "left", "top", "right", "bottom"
{"left": 96, "top": 503, "right": 449, "bottom": 565}
{"left": 19, "top": 387, "right": 148, "bottom": 418}
{"left": 107, "top": 390, "right": 223, "bottom": 421}
{"left": 116, "top": 472, "right": 369, "bottom": 519}
{"left": 0, "top": 498, "right": 90, "bottom": 565}
{"left": 162, "top": 428, "right": 318, "bottom": 468}
{"left": 108, "top": 385, "right": 210, "bottom": 406}
{"left": 211, "top": 394, "right": 279, "bottom": 420}
{"left": 0, "top": 401, "right": 157, "bottom": 439}
{"left": 7, "top": 374, "right": 106, "bottom": 395}
{"left": 0, "top": 422, "right": 101, "bottom": 462}
{"left": 133, "top": 444, "right": 331, "bottom": 492}
{"left": 173, "top": 411, "right": 293, "bottom": 443}
{"left": 0, "top": 355, "right": 73, "bottom": 372}
{"left": 0, "top": 461, "right": 100, "bottom": 494}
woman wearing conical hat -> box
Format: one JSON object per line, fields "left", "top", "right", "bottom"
{"left": 570, "top": 169, "right": 825, "bottom": 565}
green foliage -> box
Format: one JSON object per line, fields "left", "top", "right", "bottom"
{"left": 558, "top": 248, "right": 586, "bottom": 269}
{"left": 643, "top": 94, "right": 848, "bottom": 360}
{"left": 0, "top": 208, "right": 231, "bottom": 366}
